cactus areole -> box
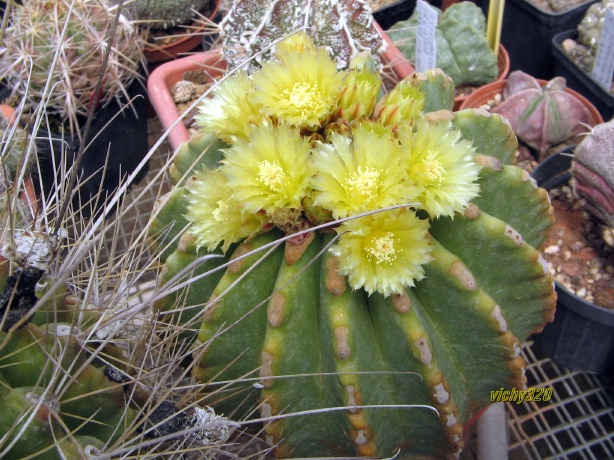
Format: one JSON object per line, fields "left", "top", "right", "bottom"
{"left": 151, "top": 35, "right": 556, "bottom": 458}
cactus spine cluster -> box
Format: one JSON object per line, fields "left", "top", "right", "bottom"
{"left": 0, "top": 0, "right": 145, "bottom": 135}
{"left": 150, "top": 33, "right": 556, "bottom": 458}
{"left": 572, "top": 119, "right": 614, "bottom": 241}
{"left": 387, "top": 2, "right": 499, "bottom": 86}
{"left": 219, "top": 0, "right": 385, "bottom": 72}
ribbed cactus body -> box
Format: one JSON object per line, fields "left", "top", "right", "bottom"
{"left": 219, "top": 0, "right": 385, "bottom": 71}
{"left": 151, "top": 105, "right": 555, "bottom": 457}
{"left": 572, "top": 119, "right": 614, "bottom": 229}
{"left": 387, "top": 2, "right": 498, "bottom": 86}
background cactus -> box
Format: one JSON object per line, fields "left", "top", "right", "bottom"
{"left": 387, "top": 2, "right": 499, "bottom": 87}
{"left": 491, "top": 70, "right": 594, "bottom": 160}
{"left": 572, "top": 119, "right": 614, "bottom": 245}
{"left": 219, "top": 0, "right": 385, "bottom": 72}
{"left": 150, "top": 37, "right": 556, "bottom": 458}
{"left": 124, "top": 0, "right": 217, "bottom": 30}
{"left": 0, "top": 0, "right": 145, "bottom": 135}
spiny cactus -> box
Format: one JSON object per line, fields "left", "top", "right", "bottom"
{"left": 219, "top": 0, "right": 385, "bottom": 72}
{"left": 150, "top": 35, "right": 556, "bottom": 458}
{"left": 572, "top": 119, "right": 614, "bottom": 245}
{"left": 491, "top": 71, "right": 594, "bottom": 160}
{"left": 0, "top": 0, "right": 145, "bottom": 135}
{"left": 125, "top": 0, "right": 216, "bottom": 30}
{"left": 387, "top": 2, "right": 499, "bottom": 87}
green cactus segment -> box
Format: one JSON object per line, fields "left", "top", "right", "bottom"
{"left": 193, "top": 231, "right": 285, "bottom": 415}
{"left": 169, "top": 132, "right": 227, "bottom": 186}
{"left": 0, "top": 323, "right": 137, "bottom": 457}
{"left": 319, "top": 237, "right": 443, "bottom": 458}
{"left": 220, "top": 0, "right": 384, "bottom": 71}
{"left": 409, "top": 69, "right": 456, "bottom": 113}
{"left": 149, "top": 186, "right": 191, "bottom": 262}
{"left": 429, "top": 208, "right": 556, "bottom": 341}
{"left": 452, "top": 109, "right": 518, "bottom": 165}
{"left": 388, "top": 2, "right": 498, "bottom": 86}
{"left": 473, "top": 162, "right": 554, "bottom": 250}
{"left": 258, "top": 233, "right": 353, "bottom": 458}
{"left": 154, "top": 235, "right": 228, "bottom": 340}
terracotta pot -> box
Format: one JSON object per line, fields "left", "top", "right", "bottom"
{"left": 457, "top": 78, "right": 604, "bottom": 127}
{"left": 144, "top": 0, "right": 221, "bottom": 65}
{"left": 147, "top": 24, "right": 418, "bottom": 152}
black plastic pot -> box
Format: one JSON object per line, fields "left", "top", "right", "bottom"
{"left": 499, "top": 0, "right": 597, "bottom": 80}
{"left": 373, "top": 0, "right": 416, "bottom": 31}
{"left": 35, "top": 78, "right": 150, "bottom": 219}
{"left": 552, "top": 29, "right": 614, "bottom": 121}
{"left": 531, "top": 151, "right": 614, "bottom": 377}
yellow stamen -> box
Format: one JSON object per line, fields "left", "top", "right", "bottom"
{"left": 419, "top": 151, "right": 445, "bottom": 187}
{"left": 258, "top": 160, "right": 286, "bottom": 191}
{"left": 284, "top": 81, "right": 322, "bottom": 115}
{"left": 365, "top": 232, "right": 398, "bottom": 265}
{"left": 212, "top": 200, "right": 229, "bottom": 222}
{"left": 346, "top": 167, "right": 380, "bottom": 198}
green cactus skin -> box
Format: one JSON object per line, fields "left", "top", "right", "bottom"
{"left": 0, "top": 0, "right": 145, "bottom": 135}
{"left": 491, "top": 71, "right": 595, "bottom": 160}
{"left": 128, "top": 0, "right": 216, "bottom": 30}
{"left": 151, "top": 80, "right": 556, "bottom": 457}
{"left": 0, "top": 321, "right": 138, "bottom": 458}
{"left": 219, "top": 0, "right": 385, "bottom": 71}
{"left": 387, "top": 2, "right": 498, "bottom": 87}
{"left": 572, "top": 120, "right": 614, "bottom": 229}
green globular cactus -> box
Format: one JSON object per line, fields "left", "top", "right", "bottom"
{"left": 572, "top": 119, "right": 614, "bottom": 243}
{"left": 387, "top": 2, "right": 498, "bottom": 87}
{"left": 491, "top": 71, "right": 594, "bottom": 160}
{"left": 219, "top": 0, "right": 385, "bottom": 72}
{"left": 0, "top": 0, "right": 145, "bottom": 135}
{"left": 150, "top": 36, "right": 556, "bottom": 459}
{"left": 127, "top": 0, "right": 216, "bottom": 30}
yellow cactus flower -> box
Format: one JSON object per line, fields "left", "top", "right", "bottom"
{"left": 399, "top": 119, "right": 481, "bottom": 218}
{"left": 310, "top": 124, "right": 419, "bottom": 218}
{"left": 221, "top": 122, "right": 314, "bottom": 224}
{"left": 194, "top": 70, "right": 263, "bottom": 141}
{"left": 249, "top": 45, "right": 345, "bottom": 129}
{"left": 275, "top": 31, "right": 316, "bottom": 55}
{"left": 374, "top": 78, "right": 426, "bottom": 127}
{"left": 186, "top": 168, "right": 266, "bottom": 253}
{"left": 332, "top": 208, "right": 433, "bottom": 297}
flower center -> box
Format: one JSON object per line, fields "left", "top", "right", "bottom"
{"left": 285, "top": 81, "right": 322, "bottom": 114}
{"left": 346, "top": 167, "right": 380, "bottom": 199}
{"left": 365, "top": 232, "right": 398, "bottom": 265}
{"left": 212, "top": 200, "right": 229, "bottom": 222}
{"left": 419, "top": 151, "right": 445, "bottom": 187}
{"left": 257, "top": 160, "right": 286, "bottom": 191}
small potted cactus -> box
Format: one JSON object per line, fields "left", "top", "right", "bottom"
{"left": 124, "top": 0, "right": 222, "bottom": 65}
{"left": 0, "top": 0, "right": 151, "bottom": 218}
{"left": 386, "top": 1, "right": 511, "bottom": 109}
{"left": 459, "top": 70, "right": 603, "bottom": 165}
{"left": 531, "top": 120, "right": 614, "bottom": 376}
{"left": 149, "top": 32, "right": 556, "bottom": 458}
